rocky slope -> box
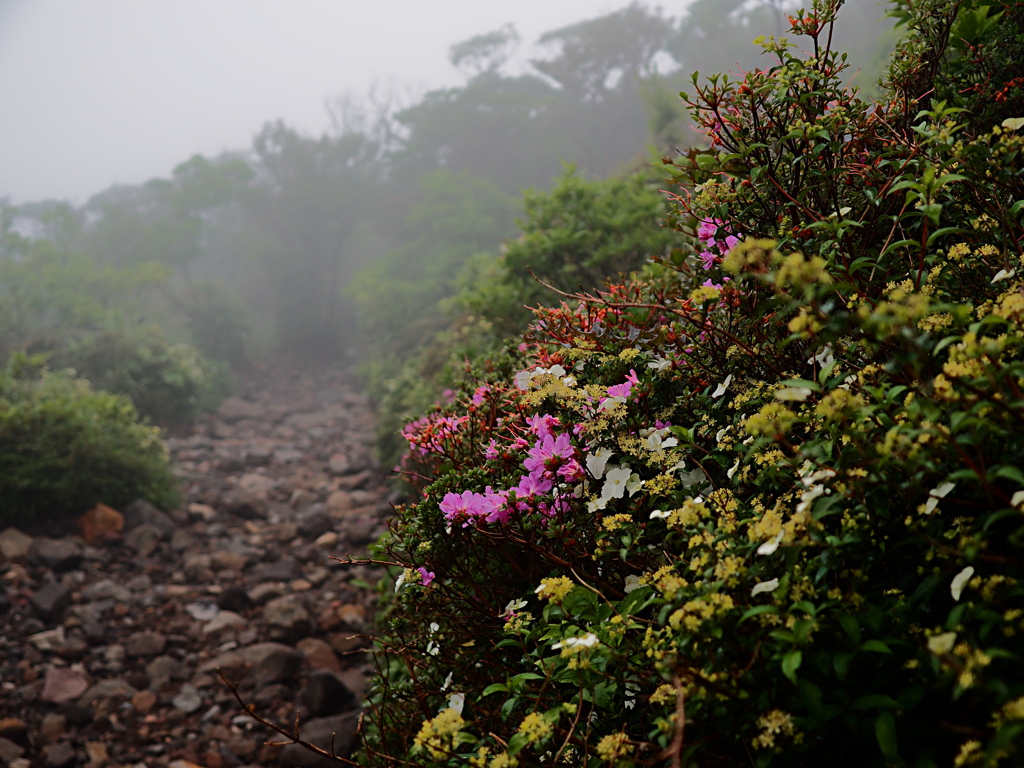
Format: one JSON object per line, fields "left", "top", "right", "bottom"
{"left": 0, "top": 365, "right": 393, "bottom": 768}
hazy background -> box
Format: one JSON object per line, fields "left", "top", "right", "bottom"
{"left": 0, "top": 0, "right": 677, "bottom": 202}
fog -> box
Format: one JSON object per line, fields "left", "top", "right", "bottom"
{"left": 0, "top": 0, "right": 666, "bottom": 203}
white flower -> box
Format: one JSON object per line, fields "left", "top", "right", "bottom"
{"left": 625, "top": 472, "right": 645, "bottom": 497}
{"left": 586, "top": 448, "right": 614, "bottom": 479}
{"left": 648, "top": 357, "right": 671, "bottom": 371}
{"left": 600, "top": 465, "right": 632, "bottom": 501}
{"left": 712, "top": 374, "right": 733, "bottom": 398}
{"left": 441, "top": 672, "right": 453, "bottom": 691}
{"left": 426, "top": 640, "right": 440, "bottom": 656}
{"left": 546, "top": 364, "right": 567, "bottom": 378}
{"left": 716, "top": 428, "right": 728, "bottom": 442}
{"left": 927, "top": 631, "right": 957, "bottom": 655}
{"left": 552, "top": 633, "right": 599, "bottom": 650}
{"left": 775, "top": 387, "right": 812, "bottom": 401}
{"left": 924, "top": 482, "right": 955, "bottom": 515}
{"left": 562, "top": 375, "right": 577, "bottom": 387}
{"left": 447, "top": 692, "right": 465, "bottom": 714}
{"left": 514, "top": 369, "right": 535, "bottom": 390}
{"left": 757, "top": 531, "right": 784, "bottom": 556}
{"left": 800, "top": 468, "right": 836, "bottom": 486}
{"left": 951, "top": 566, "right": 974, "bottom": 601}
{"left": 796, "top": 484, "right": 827, "bottom": 515}
{"left": 503, "top": 599, "right": 528, "bottom": 616}
{"left": 1012, "top": 490, "right": 1024, "bottom": 507}
{"left": 809, "top": 344, "right": 834, "bottom": 367}
{"left": 726, "top": 460, "right": 740, "bottom": 481}
{"left": 751, "top": 578, "right": 780, "bottom": 596}
{"left": 678, "top": 465, "right": 710, "bottom": 489}
{"left": 624, "top": 575, "right": 642, "bottom": 593}
{"left": 649, "top": 509, "right": 670, "bottom": 520}
{"left": 394, "top": 571, "right": 408, "bottom": 592}
{"left": 587, "top": 497, "right": 609, "bottom": 512}
{"left": 992, "top": 268, "right": 1016, "bottom": 283}
{"left": 643, "top": 431, "right": 678, "bottom": 451}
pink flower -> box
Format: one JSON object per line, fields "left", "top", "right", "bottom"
{"left": 523, "top": 433, "right": 575, "bottom": 474}
{"left": 557, "top": 459, "right": 585, "bottom": 483}
{"left": 418, "top": 567, "right": 435, "bottom": 586}
{"left": 485, "top": 439, "right": 499, "bottom": 461}
{"left": 700, "top": 250, "right": 717, "bottom": 270}
{"left": 698, "top": 218, "right": 720, "bottom": 244}
{"left": 526, "top": 413, "right": 561, "bottom": 439}
{"left": 472, "top": 385, "right": 490, "bottom": 405}
{"left": 513, "top": 473, "right": 554, "bottom": 498}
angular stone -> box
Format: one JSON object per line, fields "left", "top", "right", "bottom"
{"left": 253, "top": 645, "right": 303, "bottom": 686}
{"left": 0, "top": 738, "right": 25, "bottom": 765}
{"left": 30, "top": 538, "right": 83, "bottom": 571}
{"left": 276, "top": 712, "right": 360, "bottom": 767}
{"left": 30, "top": 581, "right": 71, "bottom": 621}
{"left": 250, "top": 558, "right": 301, "bottom": 582}
{"left": 123, "top": 523, "right": 165, "bottom": 557}
{"left": 297, "top": 637, "right": 341, "bottom": 673}
{"left": 172, "top": 683, "right": 203, "bottom": 714}
{"left": 43, "top": 740, "right": 76, "bottom": 768}
{"left": 247, "top": 582, "right": 285, "bottom": 605}
{"left": 75, "top": 503, "right": 124, "bottom": 545}
{"left": 296, "top": 505, "right": 332, "bottom": 539}
{"left": 146, "top": 655, "right": 185, "bottom": 688}
{"left": 41, "top": 666, "right": 89, "bottom": 703}
{"left": 123, "top": 498, "right": 176, "bottom": 536}
{"left": 298, "top": 671, "right": 356, "bottom": 718}
{"left": 125, "top": 630, "right": 166, "bottom": 657}
{"left": 201, "top": 610, "right": 247, "bottom": 636}
{"left": 218, "top": 397, "right": 264, "bottom": 423}
{"left": 0, "top": 527, "right": 33, "bottom": 560}
{"left": 83, "top": 741, "right": 108, "bottom": 768}
{"left": 80, "top": 579, "right": 132, "bottom": 603}
{"left": 263, "top": 595, "right": 312, "bottom": 643}
{"left": 79, "top": 678, "right": 137, "bottom": 707}
{"left": 0, "top": 719, "right": 27, "bottom": 745}
{"left": 28, "top": 627, "right": 66, "bottom": 651}
{"left": 210, "top": 549, "right": 249, "bottom": 572}
{"left": 215, "top": 585, "right": 249, "bottom": 612}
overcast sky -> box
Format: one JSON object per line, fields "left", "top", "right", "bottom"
{"left": 0, "top": 0, "right": 694, "bottom": 204}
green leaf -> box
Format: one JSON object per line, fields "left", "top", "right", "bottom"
{"left": 616, "top": 585, "right": 654, "bottom": 617}
{"left": 875, "top": 710, "right": 899, "bottom": 761}
{"left": 852, "top": 694, "right": 901, "bottom": 710}
{"left": 482, "top": 683, "right": 509, "bottom": 696}
{"left": 859, "top": 639, "right": 893, "bottom": 654}
{"left": 838, "top": 613, "right": 861, "bottom": 644}
{"left": 782, "top": 650, "right": 802, "bottom": 683}
{"left": 563, "top": 587, "right": 599, "bottom": 620}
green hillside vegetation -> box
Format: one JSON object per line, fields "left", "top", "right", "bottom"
{"left": 361, "top": 1, "right": 1024, "bottom": 765}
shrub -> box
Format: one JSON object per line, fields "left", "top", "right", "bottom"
{"left": 59, "top": 327, "right": 226, "bottom": 427}
{"left": 360, "top": 2, "right": 1024, "bottom": 766}
{"left": 0, "top": 356, "right": 179, "bottom": 525}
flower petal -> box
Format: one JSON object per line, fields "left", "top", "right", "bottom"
{"left": 951, "top": 566, "right": 974, "bottom": 601}
{"left": 757, "top": 531, "right": 784, "bottom": 556}
{"left": 751, "top": 578, "right": 780, "bottom": 596}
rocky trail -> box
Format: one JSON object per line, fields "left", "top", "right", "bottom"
{"left": 0, "top": 365, "right": 395, "bottom": 768}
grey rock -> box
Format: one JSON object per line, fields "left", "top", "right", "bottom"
{"left": 30, "top": 580, "right": 70, "bottom": 621}
{"left": 81, "top": 579, "right": 132, "bottom": 603}
{"left": 273, "top": 447, "right": 304, "bottom": 463}
{"left": 0, "top": 737, "right": 25, "bottom": 764}
{"left": 30, "top": 538, "right": 83, "bottom": 571}
{"left": 146, "top": 655, "right": 185, "bottom": 689}
{"left": 43, "top": 740, "right": 76, "bottom": 768}
{"left": 218, "top": 396, "right": 264, "bottom": 423}
{"left": 216, "top": 585, "right": 249, "bottom": 612}
{"left": 172, "top": 683, "right": 203, "bottom": 714}
{"left": 125, "top": 630, "right": 166, "bottom": 657}
{"left": 202, "top": 610, "right": 247, "bottom": 636}
{"left": 40, "top": 666, "right": 89, "bottom": 704}
{"left": 276, "top": 712, "right": 361, "bottom": 768}
{"left": 0, "top": 527, "right": 33, "bottom": 560}
{"left": 298, "top": 671, "right": 357, "bottom": 718}
{"left": 123, "top": 498, "right": 176, "bottom": 536}
{"left": 247, "top": 582, "right": 285, "bottom": 605}
{"left": 79, "top": 678, "right": 137, "bottom": 707}
{"left": 250, "top": 557, "right": 301, "bottom": 582}
{"left": 123, "top": 523, "right": 165, "bottom": 557}
{"left": 296, "top": 505, "right": 332, "bottom": 539}
{"left": 263, "top": 595, "right": 313, "bottom": 643}
{"left": 254, "top": 645, "right": 303, "bottom": 686}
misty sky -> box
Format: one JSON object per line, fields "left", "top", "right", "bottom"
{"left": 0, "top": 0, "right": 695, "bottom": 204}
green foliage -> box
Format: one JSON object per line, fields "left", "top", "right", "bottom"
{"left": 0, "top": 356, "right": 179, "bottom": 525}
{"left": 57, "top": 327, "right": 226, "bottom": 427}
{"left": 361, "top": 2, "right": 1024, "bottom": 766}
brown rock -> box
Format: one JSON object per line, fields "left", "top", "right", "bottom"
{"left": 132, "top": 689, "right": 158, "bottom": 714}
{"left": 84, "top": 741, "right": 108, "bottom": 768}
{"left": 75, "top": 503, "right": 123, "bottom": 545}
{"left": 325, "top": 491, "right": 353, "bottom": 511}
{"left": 41, "top": 666, "right": 89, "bottom": 703}
{"left": 0, "top": 527, "right": 33, "bottom": 560}
{"left": 296, "top": 638, "right": 341, "bottom": 673}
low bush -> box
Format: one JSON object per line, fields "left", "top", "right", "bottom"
{"left": 59, "top": 327, "right": 227, "bottom": 427}
{"left": 0, "top": 356, "right": 179, "bottom": 526}
{"left": 360, "top": 2, "right": 1024, "bottom": 766}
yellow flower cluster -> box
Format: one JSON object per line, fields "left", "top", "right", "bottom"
{"left": 518, "top": 712, "right": 553, "bottom": 744}
{"left": 649, "top": 683, "right": 678, "bottom": 706}
{"left": 595, "top": 732, "right": 633, "bottom": 763}
{"left": 413, "top": 707, "right": 464, "bottom": 760}
{"left": 751, "top": 709, "right": 796, "bottom": 750}
{"left": 668, "top": 593, "right": 735, "bottom": 633}
{"left": 602, "top": 514, "right": 633, "bottom": 531}
{"left": 535, "top": 576, "right": 574, "bottom": 603}
{"left": 744, "top": 403, "right": 797, "bottom": 438}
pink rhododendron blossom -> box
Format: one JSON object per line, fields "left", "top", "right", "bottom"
{"left": 513, "top": 473, "right": 554, "bottom": 498}
{"left": 417, "top": 567, "right": 435, "bottom": 586}
{"left": 524, "top": 433, "right": 574, "bottom": 474}
{"left": 526, "top": 413, "right": 561, "bottom": 438}
{"left": 484, "top": 439, "right": 499, "bottom": 461}
{"left": 557, "top": 459, "right": 585, "bottom": 483}
{"left": 700, "top": 250, "right": 718, "bottom": 270}
{"left": 472, "top": 385, "right": 490, "bottom": 405}
{"left": 698, "top": 217, "right": 720, "bottom": 243}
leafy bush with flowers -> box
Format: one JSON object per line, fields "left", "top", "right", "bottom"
{"left": 359, "top": 2, "right": 1024, "bottom": 766}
